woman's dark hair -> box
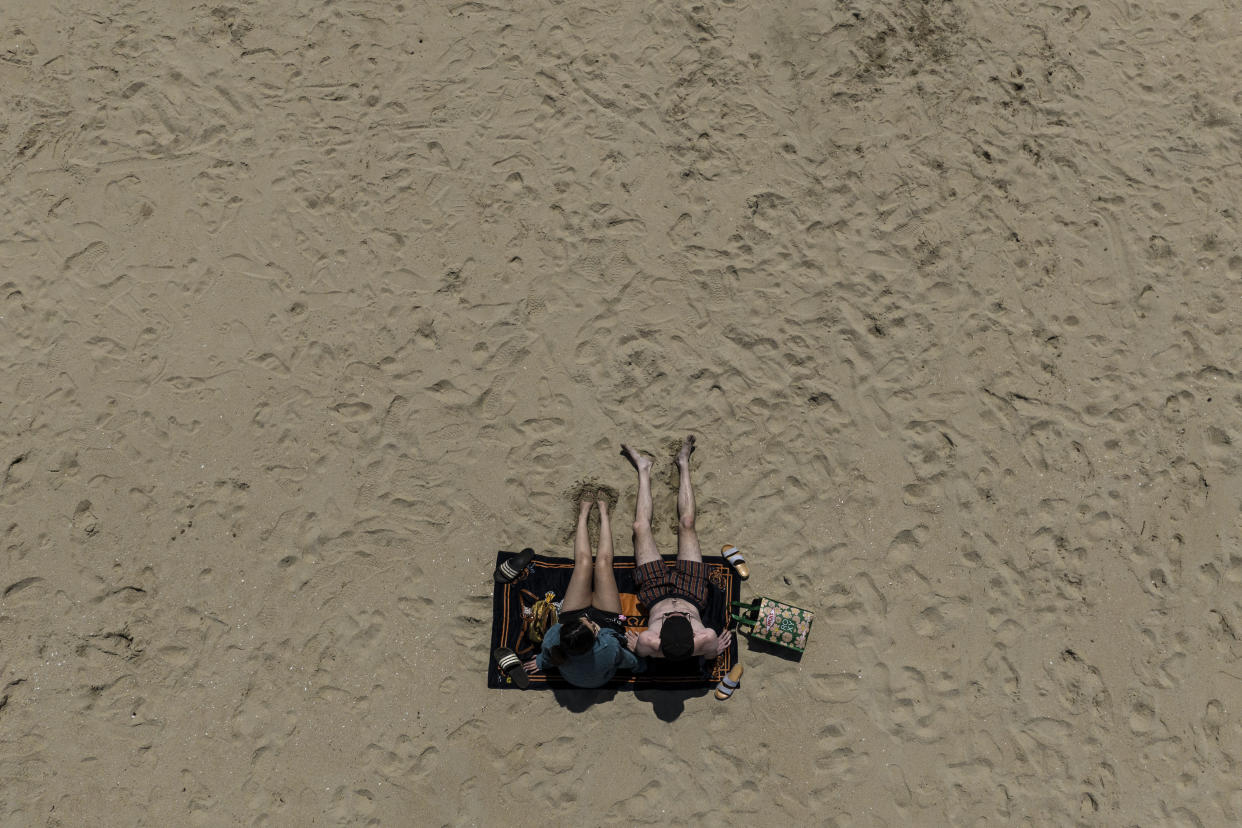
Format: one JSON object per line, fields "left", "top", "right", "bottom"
{"left": 546, "top": 618, "right": 596, "bottom": 665}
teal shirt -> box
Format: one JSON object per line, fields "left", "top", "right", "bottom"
{"left": 537, "top": 624, "right": 647, "bottom": 688}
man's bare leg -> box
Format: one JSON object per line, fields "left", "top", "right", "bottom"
{"left": 591, "top": 499, "right": 622, "bottom": 613}
{"left": 561, "top": 499, "right": 595, "bottom": 612}
{"left": 675, "top": 435, "right": 703, "bottom": 563}
{"left": 622, "top": 444, "right": 662, "bottom": 567}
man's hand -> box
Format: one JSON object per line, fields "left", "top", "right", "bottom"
{"left": 522, "top": 657, "right": 539, "bottom": 673}
{"left": 714, "top": 629, "right": 733, "bottom": 655}
{"left": 625, "top": 630, "right": 640, "bottom": 652}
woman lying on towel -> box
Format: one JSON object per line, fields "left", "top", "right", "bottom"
{"left": 523, "top": 496, "right": 647, "bottom": 688}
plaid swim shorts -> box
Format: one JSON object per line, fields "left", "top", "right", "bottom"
{"left": 633, "top": 559, "right": 710, "bottom": 613}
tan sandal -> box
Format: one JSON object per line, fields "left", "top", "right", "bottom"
{"left": 715, "top": 663, "right": 744, "bottom": 700}
{"left": 721, "top": 544, "right": 749, "bottom": 580}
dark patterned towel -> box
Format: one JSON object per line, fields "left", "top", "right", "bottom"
{"left": 488, "top": 550, "right": 740, "bottom": 690}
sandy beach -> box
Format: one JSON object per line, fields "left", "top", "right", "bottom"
{"left": 3, "top": 0, "right": 1242, "bottom": 824}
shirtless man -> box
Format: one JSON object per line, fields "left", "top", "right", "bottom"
{"left": 622, "top": 436, "right": 733, "bottom": 661}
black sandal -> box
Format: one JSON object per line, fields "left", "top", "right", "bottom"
{"left": 493, "top": 647, "right": 530, "bottom": 689}
{"left": 494, "top": 548, "right": 535, "bottom": 583}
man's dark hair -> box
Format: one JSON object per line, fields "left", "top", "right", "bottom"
{"left": 660, "top": 615, "right": 694, "bottom": 660}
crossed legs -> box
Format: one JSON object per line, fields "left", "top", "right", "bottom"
{"left": 560, "top": 498, "right": 620, "bottom": 614}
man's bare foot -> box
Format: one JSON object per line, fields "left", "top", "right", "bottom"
{"left": 621, "top": 444, "right": 653, "bottom": 473}
{"left": 676, "top": 434, "right": 696, "bottom": 467}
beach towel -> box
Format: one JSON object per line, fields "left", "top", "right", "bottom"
{"left": 489, "top": 550, "right": 741, "bottom": 690}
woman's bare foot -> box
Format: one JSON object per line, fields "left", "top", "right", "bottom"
{"left": 569, "top": 480, "right": 599, "bottom": 514}
{"left": 579, "top": 498, "right": 593, "bottom": 518}
{"left": 676, "top": 434, "right": 696, "bottom": 467}
{"left": 596, "top": 499, "right": 609, "bottom": 517}
{"left": 620, "top": 444, "right": 653, "bottom": 473}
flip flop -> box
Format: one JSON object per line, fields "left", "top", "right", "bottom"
{"left": 715, "top": 663, "right": 743, "bottom": 700}
{"left": 494, "top": 547, "right": 535, "bottom": 583}
{"left": 721, "top": 544, "right": 750, "bottom": 580}
{"left": 494, "top": 647, "right": 530, "bottom": 689}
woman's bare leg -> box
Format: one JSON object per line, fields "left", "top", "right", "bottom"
{"left": 622, "top": 444, "right": 661, "bottom": 567}
{"left": 560, "top": 499, "right": 595, "bottom": 612}
{"left": 675, "top": 435, "right": 703, "bottom": 563}
{"left": 591, "top": 499, "right": 622, "bottom": 613}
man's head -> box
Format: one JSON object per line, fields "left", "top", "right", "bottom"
{"left": 659, "top": 614, "right": 694, "bottom": 660}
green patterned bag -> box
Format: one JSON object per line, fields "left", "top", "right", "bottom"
{"left": 730, "top": 597, "right": 813, "bottom": 652}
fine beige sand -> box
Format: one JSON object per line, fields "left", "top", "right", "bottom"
{"left": 4, "top": 0, "right": 1242, "bottom": 825}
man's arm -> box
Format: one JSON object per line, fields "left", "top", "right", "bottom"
{"left": 693, "top": 628, "right": 732, "bottom": 658}
{"left": 628, "top": 629, "right": 662, "bottom": 658}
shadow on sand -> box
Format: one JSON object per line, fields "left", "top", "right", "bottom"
{"left": 549, "top": 685, "right": 713, "bottom": 721}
